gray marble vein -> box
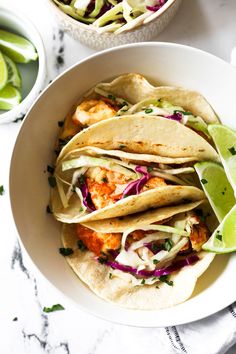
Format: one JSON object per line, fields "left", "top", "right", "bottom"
{"left": 11, "top": 240, "right": 70, "bottom": 353}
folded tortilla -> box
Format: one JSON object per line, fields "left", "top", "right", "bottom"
{"left": 61, "top": 200, "right": 216, "bottom": 310}
{"left": 52, "top": 146, "right": 206, "bottom": 223}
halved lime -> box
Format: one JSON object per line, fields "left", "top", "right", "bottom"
{"left": 0, "top": 29, "right": 38, "bottom": 63}
{"left": 208, "top": 124, "right": 236, "bottom": 196}
{"left": 194, "top": 161, "right": 236, "bottom": 222}
{"left": 0, "top": 50, "right": 7, "bottom": 90}
{"left": 203, "top": 204, "right": 236, "bottom": 253}
{"left": 4, "top": 54, "right": 21, "bottom": 88}
{"left": 0, "top": 84, "right": 21, "bottom": 110}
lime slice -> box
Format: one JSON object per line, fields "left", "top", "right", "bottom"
{"left": 0, "top": 29, "right": 38, "bottom": 63}
{"left": 0, "top": 50, "right": 7, "bottom": 90}
{"left": 0, "top": 84, "right": 21, "bottom": 110}
{"left": 203, "top": 204, "right": 236, "bottom": 253}
{"left": 3, "top": 54, "right": 21, "bottom": 88}
{"left": 194, "top": 161, "right": 236, "bottom": 222}
{"left": 208, "top": 124, "right": 236, "bottom": 195}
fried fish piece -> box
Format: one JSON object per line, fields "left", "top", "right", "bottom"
{"left": 72, "top": 99, "right": 118, "bottom": 127}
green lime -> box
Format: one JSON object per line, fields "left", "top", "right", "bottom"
{"left": 202, "top": 204, "right": 236, "bottom": 253}
{"left": 194, "top": 161, "right": 236, "bottom": 222}
{"left": 3, "top": 54, "right": 21, "bottom": 88}
{"left": 0, "top": 50, "right": 7, "bottom": 90}
{"left": 0, "top": 29, "right": 38, "bottom": 63}
{"left": 0, "top": 84, "right": 21, "bottom": 110}
{"left": 208, "top": 124, "right": 236, "bottom": 195}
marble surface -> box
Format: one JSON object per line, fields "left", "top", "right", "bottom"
{"left": 0, "top": 0, "right": 236, "bottom": 353}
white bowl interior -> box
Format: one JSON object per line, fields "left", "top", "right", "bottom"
{"left": 10, "top": 43, "right": 236, "bottom": 327}
{"left": 0, "top": 6, "right": 46, "bottom": 122}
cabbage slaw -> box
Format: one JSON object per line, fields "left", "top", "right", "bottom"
{"left": 52, "top": 0, "right": 168, "bottom": 33}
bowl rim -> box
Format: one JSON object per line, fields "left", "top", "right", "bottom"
{"left": 0, "top": 6, "right": 46, "bottom": 123}
{"left": 48, "top": 0, "right": 178, "bottom": 34}
{"left": 10, "top": 41, "right": 236, "bottom": 328}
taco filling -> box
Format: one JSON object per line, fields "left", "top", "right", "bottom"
{"left": 55, "top": 153, "right": 196, "bottom": 216}
{"left": 72, "top": 209, "right": 210, "bottom": 287}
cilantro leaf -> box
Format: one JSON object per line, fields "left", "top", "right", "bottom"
{"left": 43, "top": 304, "right": 65, "bottom": 313}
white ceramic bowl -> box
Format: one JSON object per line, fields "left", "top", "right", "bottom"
{"left": 46, "top": 0, "right": 182, "bottom": 50}
{"left": 10, "top": 42, "right": 236, "bottom": 327}
{"left": 0, "top": 6, "right": 46, "bottom": 124}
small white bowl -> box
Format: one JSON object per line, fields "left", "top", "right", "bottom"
{"left": 0, "top": 6, "right": 46, "bottom": 124}
{"left": 10, "top": 42, "right": 236, "bottom": 327}
{"left": 46, "top": 0, "right": 182, "bottom": 50}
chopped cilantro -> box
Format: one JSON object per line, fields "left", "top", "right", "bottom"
{"left": 221, "top": 191, "right": 225, "bottom": 195}
{"left": 102, "top": 177, "right": 108, "bottom": 183}
{"left": 152, "top": 277, "right": 157, "bottom": 281}
{"left": 57, "top": 120, "right": 64, "bottom": 127}
{"left": 79, "top": 207, "right": 84, "bottom": 212}
{"left": 119, "top": 144, "right": 126, "bottom": 149}
{"left": 141, "top": 279, "right": 145, "bottom": 285}
{"left": 72, "top": 184, "right": 76, "bottom": 193}
{"left": 47, "top": 165, "right": 54, "bottom": 174}
{"left": 228, "top": 146, "right": 236, "bottom": 155}
{"left": 201, "top": 178, "right": 208, "bottom": 185}
{"left": 216, "top": 234, "right": 222, "bottom": 241}
{"left": 0, "top": 185, "right": 4, "bottom": 195}
{"left": 46, "top": 205, "right": 52, "bottom": 214}
{"left": 153, "top": 259, "right": 159, "bottom": 265}
{"left": 118, "top": 101, "right": 128, "bottom": 108}
{"left": 109, "top": 273, "right": 113, "bottom": 279}
{"left": 164, "top": 239, "right": 174, "bottom": 252}
{"left": 159, "top": 275, "right": 173, "bottom": 286}
{"left": 108, "top": 94, "right": 116, "bottom": 101}
{"left": 78, "top": 175, "right": 85, "bottom": 186}
{"left": 77, "top": 240, "right": 87, "bottom": 251}
{"left": 98, "top": 257, "right": 107, "bottom": 264}
{"left": 59, "top": 247, "right": 74, "bottom": 256}
{"left": 43, "top": 304, "right": 65, "bottom": 313}
{"left": 145, "top": 108, "right": 153, "bottom": 114}
{"left": 48, "top": 176, "right": 56, "bottom": 188}
{"left": 147, "top": 166, "right": 153, "bottom": 172}
{"left": 151, "top": 243, "right": 159, "bottom": 253}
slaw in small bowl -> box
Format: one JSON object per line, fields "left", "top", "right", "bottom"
{"left": 47, "top": 0, "right": 182, "bottom": 50}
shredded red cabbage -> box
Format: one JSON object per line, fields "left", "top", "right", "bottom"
{"left": 106, "top": 254, "right": 199, "bottom": 278}
{"left": 146, "top": 0, "right": 167, "bottom": 12}
{"left": 80, "top": 181, "right": 96, "bottom": 212}
{"left": 122, "top": 166, "right": 151, "bottom": 198}
{"left": 165, "top": 112, "right": 183, "bottom": 122}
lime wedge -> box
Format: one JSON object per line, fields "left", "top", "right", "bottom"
{"left": 0, "top": 50, "right": 7, "bottom": 90}
{"left": 0, "top": 84, "right": 21, "bottom": 110}
{"left": 195, "top": 161, "right": 236, "bottom": 222}
{"left": 208, "top": 124, "right": 236, "bottom": 196}
{"left": 3, "top": 54, "right": 21, "bottom": 88}
{"left": 203, "top": 204, "right": 236, "bottom": 253}
{"left": 0, "top": 29, "right": 38, "bottom": 63}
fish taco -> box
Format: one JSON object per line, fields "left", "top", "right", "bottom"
{"left": 56, "top": 73, "right": 219, "bottom": 157}
{"left": 51, "top": 144, "right": 208, "bottom": 223}
{"left": 61, "top": 200, "right": 216, "bottom": 310}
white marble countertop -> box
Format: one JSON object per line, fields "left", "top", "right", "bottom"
{"left": 1, "top": 0, "right": 236, "bottom": 353}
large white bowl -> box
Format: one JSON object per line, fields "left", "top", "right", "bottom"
{"left": 10, "top": 42, "right": 236, "bottom": 327}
